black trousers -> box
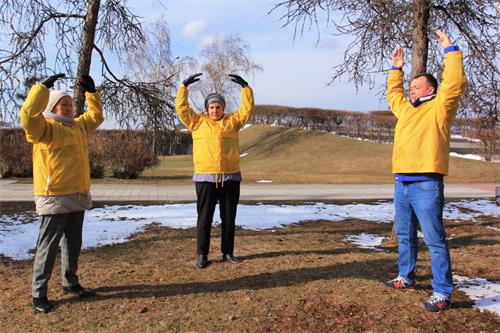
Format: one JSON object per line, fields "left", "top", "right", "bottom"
{"left": 195, "top": 181, "right": 240, "bottom": 256}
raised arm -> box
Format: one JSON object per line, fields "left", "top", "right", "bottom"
{"left": 386, "top": 48, "right": 411, "bottom": 119}
{"left": 20, "top": 73, "right": 65, "bottom": 143}
{"left": 434, "top": 30, "right": 468, "bottom": 122}
{"left": 227, "top": 74, "right": 254, "bottom": 127}
{"left": 175, "top": 73, "right": 203, "bottom": 131}
{"left": 74, "top": 75, "right": 104, "bottom": 133}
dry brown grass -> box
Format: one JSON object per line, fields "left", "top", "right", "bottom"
{"left": 1, "top": 206, "right": 499, "bottom": 332}
{"left": 140, "top": 124, "right": 500, "bottom": 184}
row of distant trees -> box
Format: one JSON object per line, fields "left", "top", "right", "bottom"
{"left": 254, "top": 106, "right": 397, "bottom": 143}
{"left": 252, "top": 105, "right": 499, "bottom": 161}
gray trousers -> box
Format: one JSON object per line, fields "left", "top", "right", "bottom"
{"left": 32, "top": 211, "right": 84, "bottom": 298}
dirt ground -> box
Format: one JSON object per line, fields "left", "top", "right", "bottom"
{"left": 1, "top": 209, "right": 499, "bottom": 332}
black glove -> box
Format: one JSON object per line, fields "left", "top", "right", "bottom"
{"left": 228, "top": 74, "right": 248, "bottom": 88}
{"left": 42, "top": 73, "right": 65, "bottom": 89}
{"left": 78, "top": 75, "right": 96, "bottom": 93}
{"left": 183, "top": 73, "right": 202, "bottom": 87}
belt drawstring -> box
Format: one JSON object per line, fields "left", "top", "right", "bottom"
{"left": 214, "top": 173, "right": 225, "bottom": 188}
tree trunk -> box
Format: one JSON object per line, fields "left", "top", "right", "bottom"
{"left": 410, "top": 0, "right": 431, "bottom": 79}
{"left": 73, "top": 0, "right": 100, "bottom": 117}
{"left": 391, "top": 0, "right": 432, "bottom": 242}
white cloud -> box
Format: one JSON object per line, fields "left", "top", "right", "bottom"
{"left": 182, "top": 20, "right": 207, "bottom": 39}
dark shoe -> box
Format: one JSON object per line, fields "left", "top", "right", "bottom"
{"left": 421, "top": 295, "right": 450, "bottom": 312}
{"left": 63, "top": 284, "right": 96, "bottom": 298}
{"left": 33, "top": 297, "right": 53, "bottom": 314}
{"left": 196, "top": 254, "right": 208, "bottom": 269}
{"left": 384, "top": 276, "right": 415, "bottom": 289}
{"left": 222, "top": 253, "right": 240, "bottom": 264}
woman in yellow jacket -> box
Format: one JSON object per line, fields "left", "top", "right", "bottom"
{"left": 176, "top": 73, "right": 254, "bottom": 269}
{"left": 20, "top": 73, "right": 104, "bottom": 313}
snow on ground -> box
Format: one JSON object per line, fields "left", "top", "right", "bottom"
{"left": 450, "top": 134, "right": 481, "bottom": 142}
{"left": 449, "top": 152, "right": 485, "bottom": 161}
{"left": 454, "top": 275, "right": 500, "bottom": 317}
{"left": 446, "top": 199, "right": 500, "bottom": 219}
{"left": 256, "top": 180, "right": 273, "bottom": 183}
{"left": 1, "top": 199, "right": 499, "bottom": 317}
{"left": 343, "top": 233, "right": 387, "bottom": 250}
{"left": 240, "top": 152, "right": 249, "bottom": 157}
{"left": 449, "top": 152, "right": 500, "bottom": 162}
{"left": 0, "top": 199, "right": 497, "bottom": 261}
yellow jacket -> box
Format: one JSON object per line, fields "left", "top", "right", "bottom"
{"left": 387, "top": 51, "right": 467, "bottom": 175}
{"left": 175, "top": 85, "right": 254, "bottom": 174}
{"left": 20, "top": 84, "right": 104, "bottom": 196}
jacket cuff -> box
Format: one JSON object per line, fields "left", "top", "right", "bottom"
{"left": 444, "top": 45, "right": 459, "bottom": 54}
{"left": 391, "top": 66, "right": 402, "bottom": 71}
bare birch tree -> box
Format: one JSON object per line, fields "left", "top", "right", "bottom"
{"left": 99, "top": 19, "right": 193, "bottom": 153}
{"left": 187, "top": 34, "right": 263, "bottom": 112}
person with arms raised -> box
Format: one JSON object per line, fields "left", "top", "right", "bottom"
{"left": 20, "top": 73, "right": 104, "bottom": 313}
{"left": 176, "top": 73, "right": 254, "bottom": 269}
{"left": 384, "top": 30, "right": 467, "bottom": 312}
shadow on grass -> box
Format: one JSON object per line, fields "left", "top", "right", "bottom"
{"left": 237, "top": 247, "right": 375, "bottom": 260}
{"left": 72, "top": 258, "right": 394, "bottom": 303}
{"left": 449, "top": 235, "right": 500, "bottom": 248}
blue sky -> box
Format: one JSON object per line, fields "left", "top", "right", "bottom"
{"left": 127, "top": 0, "right": 389, "bottom": 112}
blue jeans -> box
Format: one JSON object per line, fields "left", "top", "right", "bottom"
{"left": 394, "top": 180, "right": 453, "bottom": 299}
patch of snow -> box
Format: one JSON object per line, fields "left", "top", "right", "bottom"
{"left": 449, "top": 152, "right": 500, "bottom": 162}
{"left": 454, "top": 275, "right": 500, "bottom": 317}
{"left": 243, "top": 123, "right": 253, "bottom": 129}
{"left": 0, "top": 199, "right": 498, "bottom": 261}
{"left": 450, "top": 134, "right": 481, "bottom": 142}
{"left": 449, "top": 152, "right": 485, "bottom": 161}
{"left": 337, "top": 134, "right": 392, "bottom": 144}
{"left": 240, "top": 152, "right": 249, "bottom": 157}
{"left": 447, "top": 199, "right": 500, "bottom": 218}
{"left": 344, "top": 233, "right": 387, "bottom": 250}
{"left": 256, "top": 180, "right": 273, "bottom": 183}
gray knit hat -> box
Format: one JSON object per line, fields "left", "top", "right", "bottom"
{"left": 204, "top": 93, "right": 226, "bottom": 110}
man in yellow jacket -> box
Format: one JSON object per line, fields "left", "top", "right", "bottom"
{"left": 20, "top": 73, "right": 104, "bottom": 313}
{"left": 176, "top": 73, "right": 254, "bottom": 269}
{"left": 384, "top": 30, "right": 467, "bottom": 312}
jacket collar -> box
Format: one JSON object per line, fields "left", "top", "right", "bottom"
{"left": 411, "top": 93, "right": 437, "bottom": 107}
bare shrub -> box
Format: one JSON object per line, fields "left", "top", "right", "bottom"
{"left": 89, "top": 130, "right": 159, "bottom": 179}
{"left": 0, "top": 129, "right": 32, "bottom": 177}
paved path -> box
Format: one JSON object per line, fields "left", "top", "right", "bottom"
{"left": 0, "top": 180, "right": 497, "bottom": 202}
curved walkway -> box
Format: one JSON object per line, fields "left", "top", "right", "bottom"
{"left": 0, "top": 180, "right": 497, "bottom": 202}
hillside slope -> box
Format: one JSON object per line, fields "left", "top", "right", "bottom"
{"left": 144, "top": 124, "right": 499, "bottom": 184}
